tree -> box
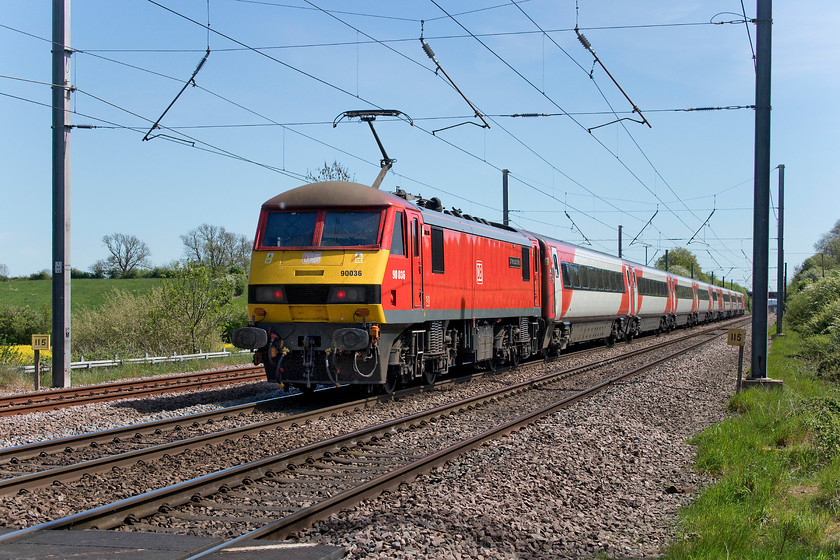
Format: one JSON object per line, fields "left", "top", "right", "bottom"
{"left": 815, "top": 219, "right": 840, "bottom": 262}
{"left": 96, "top": 233, "right": 151, "bottom": 278}
{"left": 181, "top": 224, "right": 251, "bottom": 272}
{"left": 654, "top": 247, "right": 701, "bottom": 277}
{"left": 305, "top": 160, "right": 352, "bottom": 183}
{"left": 790, "top": 220, "right": 840, "bottom": 293}
{"left": 151, "top": 262, "right": 237, "bottom": 353}
{"left": 0, "top": 264, "right": 8, "bottom": 281}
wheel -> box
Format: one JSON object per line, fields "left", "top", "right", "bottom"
{"left": 424, "top": 368, "right": 437, "bottom": 386}
{"left": 263, "top": 345, "right": 285, "bottom": 383}
{"left": 605, "top": 335, "right": 616, "bottom": 348}
{"left": 383, "top": 367, "right": 400, "bottom": 394}
{"left": 510, "top": 347, "right": 520, "bottom": 368}
{"left": 544, "top": 342, "right": 560, "bottom": 361}
{"left": 485, "top": 354, "right": 500, "bottom": 372}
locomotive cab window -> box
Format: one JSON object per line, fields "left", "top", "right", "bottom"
{"left": 262, "top": 211, "right": 318, "bottom": 247}
{"left": 260, "top": 209, "right": 382, "bottom": 248}
{"left": 390, "top": 211, "right": 405, "bottom": 256}
{"left": 321, "top": 211, "right": 381, "bottom": 247}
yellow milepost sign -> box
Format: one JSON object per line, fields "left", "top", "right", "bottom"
{"left": 31, "top": 334, "right": 51, "bottom": 351}
{"left": 727, "top": 328, "right": 746, "bottom": 347}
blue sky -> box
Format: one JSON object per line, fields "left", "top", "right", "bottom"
{"left": 1, "top": 1, "right": 838, "bottom": 292}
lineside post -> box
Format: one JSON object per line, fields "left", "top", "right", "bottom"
{"left": 728, "top": 328, "right": 746, "bottom": 393}
{"left": 52, "top": 0, "right": 72, "bottom": 388}
{"left": 618, "top": 225, "right": 622, "bottom": 258}
{"left": 776, "top": 164, "right": 785, "bottom": 335}
{"left": 502, "top": 169, "right": 509, "bottom": 226}
{"left": 750, "top": 0, "right": 772, "bottom": 380}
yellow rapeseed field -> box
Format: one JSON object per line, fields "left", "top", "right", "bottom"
{"left": 7, "top": 345, "right": 51, "bottom": 363}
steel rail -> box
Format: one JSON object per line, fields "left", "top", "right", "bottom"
{"left": 0, "top": 318, "right": 746, "bottom": 496}
{"left": 0, "top": 319, "right": 743, "bottom": 546}
{"left": 0, "top": 366, "right": 266, "bottom": 417}
{"left": 232, "top": 332, "right": 720, "bottom": 548}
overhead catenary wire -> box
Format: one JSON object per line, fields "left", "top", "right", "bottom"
{"left": 289, "top": 3, "right": 657, "bottom": 232}
{"left": 1, "top": 20, "right": 743, "bottom": 55}
{"left": 1, "top": 10, "right": 751, "bottom": 282}
{"left": 427, "top": 0, "right": 701, "bottom": 242}
{"left": 543, "top": 4, "right": 746, "bottom": 270}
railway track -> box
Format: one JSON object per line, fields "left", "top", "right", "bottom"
{"left": 0, "top": 366, "right": 266, "bottom": 417}
{"left": 0, "top": 317, "right": 746, "bottom": 553}
{"left": 0, "top": 319, "right": 744, "bottom": 497}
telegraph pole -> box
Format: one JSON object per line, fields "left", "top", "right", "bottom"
{"left": 750, "top": 0, "right": 772, "bottom": 380}
{"left": 776, "top": 164, "right": 784, "bottom": 335}
{"left": 502, "top": 169, "right": 509, "bottom": 227}
{"left": 52, "top": 0, "right": 72, "bottom": 388}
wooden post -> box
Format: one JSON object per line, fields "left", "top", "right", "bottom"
{"left": 34, "top": 350, "right": 41, "bottom": 391}
{"left": 728, "top": 328, "right": 747, "bottom": 393}
{"left": 31, "top": 334, "right": 50, "bottom": 391}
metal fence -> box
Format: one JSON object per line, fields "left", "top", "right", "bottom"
{"left": 20, "top": 350, "right": 251, "bottom": 374}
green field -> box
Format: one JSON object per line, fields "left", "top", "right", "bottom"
{"left": 0, "top": 278, "right": 163, "bottom": 312}
{"left": 0, "top": 278, "right": 247, "bottom": 315}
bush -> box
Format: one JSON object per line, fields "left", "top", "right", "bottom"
{"left": 818, "top": 353, "right": 840, "bottom": 382}
{"left": 73, "top": 290, "right": 161, "bottom": 359}
{"left": 802, "top": 397, "right": 840, "bottom": 460}
{"left": 0, "top": 305, "right": 50, "bottom": 345}
{"left": 151, "top": 263, "right": 236, "bottom": 353}
{"left": 73, "top": 264, "right": 237, "bottom": 358}
{"left": 71, "top": 268, "right": 101, "bottom": 279}
{"left": 785, "top": 272, "right": 840, "bottom": 334}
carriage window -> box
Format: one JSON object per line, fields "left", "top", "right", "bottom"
{"left": 321, "top": 211, "right": 381, "bottom": 247}
{"left": 262, "top": 211, "right": 318, "bottom": 247}
{"left": 430, "top": 227, "right": 445, "bottom": 273}
{"left": 569, "top": 264, "right": 579, "bottom": 288}
{"left": 412, "top": 219, "right": 419, "bottom": 257}
{"left": 521, "top": 247, "right": 530, "bottom": 281}
{"left": 390, "top": 212, "right": 405, "bottom": 256}
{"left": 579, "top": 267, "right": 590, "bottom": 289}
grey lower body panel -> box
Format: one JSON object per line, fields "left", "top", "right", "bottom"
{"left": 568, "top": 320, "right": 613, "bottom": 343}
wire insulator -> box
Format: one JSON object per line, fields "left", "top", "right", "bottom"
{"left": 422, "top": 42, "right": 436, "bottom": 60}
{"left": 577, "top": 32, "right": 592, "bottom": 51}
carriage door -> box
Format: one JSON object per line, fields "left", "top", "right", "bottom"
{"left": 407, "top": 211, "right": 423, "bottom": 309}
{"left": 627, "top": 268, "right": 637, "bottom": 315}
{"left": 550, "top": 246, "right": 562, "bottom": 319}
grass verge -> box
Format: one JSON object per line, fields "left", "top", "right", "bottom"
{"left": 664, "top": 328, "right": 840, "bottom": 558}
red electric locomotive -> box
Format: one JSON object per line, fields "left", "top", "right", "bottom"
{"left": 232, "top": 180, "right": 744, "bottom": 392}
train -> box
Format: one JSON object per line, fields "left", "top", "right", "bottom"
{"left": 232, "top": 180, "right": 745, "bottom": 393}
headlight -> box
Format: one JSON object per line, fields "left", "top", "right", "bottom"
{"left": 328, "top": 286, "right": 366, "bottom": 303}
{"left": 255, "top": 286, "right": 286, "bottom": 303}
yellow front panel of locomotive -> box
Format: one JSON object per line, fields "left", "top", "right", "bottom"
{"left": 247, "top": 249, "right": 390, "bottom": 323}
